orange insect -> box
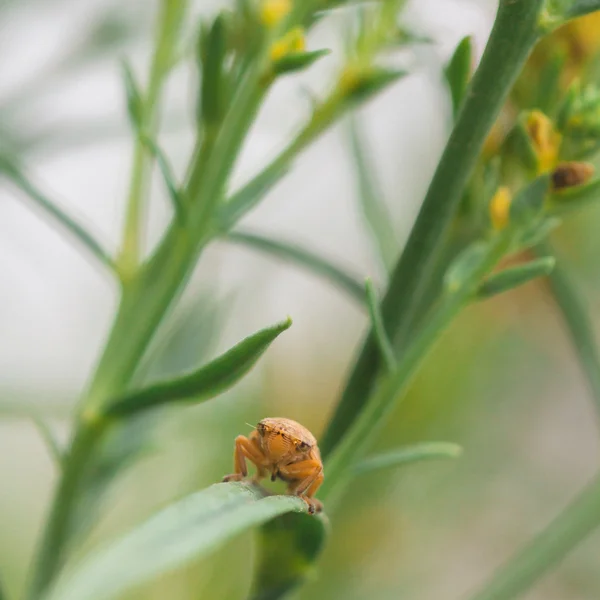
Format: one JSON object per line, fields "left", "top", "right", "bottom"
{"left": 222, "top": 417, "right": 324, "bottom": 514}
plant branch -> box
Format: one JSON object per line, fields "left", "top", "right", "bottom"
{"left": 117, "top": 0, "right": 187, "bottom": 275}
{"left": 31, "top": 415, "right": 63, "bottom": 469}
{"left": 0, "top": 164, "right": 116, "bottom": 273}
{"left": 535, "top": 240, "right": 600, "bottom": 420}
{"left": 321, "top": 0, "right": 545, "bottom": 457}
{"left": 467, "top": 472, "right": 600, "bottom": 600}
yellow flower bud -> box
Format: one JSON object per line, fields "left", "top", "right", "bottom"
{"left": 260, "top": 0, "right": 292, "bottom": 28}
{"left": 489, "top": 186, "right": 512, "bottom": 230}
{"left": 269, "top": 26, "right": 305, "bottom": 62}
{"left": 525, "top": 110, "right": 561, "bottom": 174}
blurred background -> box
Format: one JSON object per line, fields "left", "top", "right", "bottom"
{"left": 2, "top": 0, "right": 600, "bottom": 598}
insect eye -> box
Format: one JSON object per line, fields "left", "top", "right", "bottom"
{"left": 297, "top": 441, "right": 309, "bottom": 451}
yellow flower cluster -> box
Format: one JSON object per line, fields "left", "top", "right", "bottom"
{"left": 269, "top": 26, "right": 305, "bottom": 62}
{"left": 260, "top": 0, "right": 292, "bottom": 28}
{"left": 525, "top": 110, "right": 561, "bottom": 174}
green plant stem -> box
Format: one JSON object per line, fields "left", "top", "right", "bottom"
{"left": 320, "top": 233, "right": 510, "bottom": 500}
{"left": 27, "top": 423, "right": 105, "bottom": 598}
{"left": 27, "top": 33, "right": 266, "bottom": 600}
{"left": 467, "top": 472, "right": 600, "bottom": 600}
{"left": 118, "top": 0, "right": 186, "bottom": 275}
{"left": 535, "top": 240, "right": 600, "bottom": 418}
{"left": 321, "top": 0, "right": 545, "bottom": 458}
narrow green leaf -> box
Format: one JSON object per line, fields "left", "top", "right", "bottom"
{"left": 273, "top": 49, "right": 330, "bottom": 76}
{"left": 224, "top": 230, "right": 366, "bottom": 307}
{"left": 105, "top": 318, "right": 291, "bottom": 417}
{"left": 566, "top": 0, "right": 600, "bottom": 18}
{"left": 44, "top": 483, "right": 309, "bottom": 600}
{"left": 120, "top": 59, "right": 144, "bottom": 131}
{"left": 510, "top": 174, "right": 551, "bottom": 224}
{"left": 467, "top": 473, "right": 600, "bottom": 600}
{"left": 199, "top": 14, "right": 227, "bottom": 126}
{"left": 516, "top": 216, "right": 561, "bottom": 250}
{"left": 348, "top": 117, "right": 397, "bottom": 272}
{"left": 344, "top": 68, "right": 408, "bottom": 105}
{"left": 31, "top": 415, "right": 63, "bottom": 468}
{"left": 504, "top": 115, "right": 539, "bottom": 173}
{"left": 140, "top": 135, "right": 185, "bottom": 222}
{"left": 477, "top": 257, "right": 555, "bottom": 299}
{"left": 0, "top": 158, "right": 116, "bottom": 273}
{"left": 444, "top": 241, "right": 489, "bottom": 293}
{"left": 547, "top": 177, "right": 600, "bottom": 215}
{"left": 365, "top": 279, "right": 396, "bottom": 372}
{"left": 354, "top": 442, "right": 463, "bottom": 476}
{"left": 251, "top": 512, "right": 329, "bottom": 600}
{"left": 444, "top": 36, "right": 472, "bottom": 120}
{"left": 218, "top": 159, "right": 289, "bottom": 229}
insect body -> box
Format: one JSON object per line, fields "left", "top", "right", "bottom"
{"left": 222, "top": 417, "right": 324, "bottom": 514}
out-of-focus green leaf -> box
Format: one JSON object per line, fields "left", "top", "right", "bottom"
{"left": 444, "top": 36, "right": 472, "bottom": 120}
{"left": 45, "top": 483, "right": 310, "bottom": 600}
{"left": 0, "top": 157, "right": 116, "bottom": 272}
{"left": 510, "top": 174, "right": 551, "bottom": 224}
{"left": 0, "top": 573, "right": 6, "bottom": 600}
{"left": 348, "top": 117, "right": 397, "bottom": 272}
{"left": 250, "top": 511, "right": 329, "bottom": 600}
{"left": 343, "top": 68, "right": 408, "bottom": 105}
{"left": 354, "top": 442, "right": 463, "bottom": 475}
{"left": 140, "top": 135, "right": 185, "bottom": 221}
{"left": 105, "top": 318, "right": 291, "bottom": 418}
{"left": 365, "top": 279, "right": 396, "bottom": 372}
{"left": 120, "top": 60, "right": 144, "bottom": 131}
{"left": 225, "top": 231, "right": 366, "bottom": 306}
{"left": 30, "top": 415, "right": 63, "bottom": 468}
{"left": 505, "top": 115, "right": 539, "bottom": 173}
{"left": 218, "top": 160, "right": 289, "bottom": 229}
{"left": 198, "top": 14, "right": 228, "bottom": 126}
{"left": 273, "top": 50, "right": 330, "bottom": 76}
{"left": 444, "top": 241, "right": 489, "bottom": 293}
{"left": 516, "top": 216, "right": 561, "bottom": 250}
{"left": 477, "top": 257, "right": 555, "bottom": 299}
{"left": 566, "top": 0, "right": 600, "bottom": 18}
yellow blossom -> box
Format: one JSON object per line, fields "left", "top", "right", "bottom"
{"left": 260, "top": 0, "right": 292, "bottom": 28}
{"left": 489, "top": 186, "right": 512, "bottom": 231}
{"left": 525, "top": 110, "right": 561, "bottom": 174}
{"left": 269, "top": 26, "right": 305, "bottom": 62}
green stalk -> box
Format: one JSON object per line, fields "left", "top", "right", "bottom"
{"left": 118, "top": 0, "right": 187, "bottom": 276}
{"left": 320, "top": 233, "right": 511, "bottom": 500}
{"left": 535, "top": 240, "right": 600, "bottom": 418}
{"left": 27, "top": 33, "right": 267, "bottom": 599}
{"left": 467, "top": 472, "right": 600, "bottom": 600}
{"left": 321, "top": 0, "right": 545, "bottom": 457}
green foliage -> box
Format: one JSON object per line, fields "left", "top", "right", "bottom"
{"left": 444, "top": 35, "right": 473, "bottom": 120}
{"left": 12, "top": 0, "right": 600, "bottom": 599}
{"left": 225, "top": 231, "right": 366, "bottom": 306}
{"left": 44, "top": 483, "right": 310, "bottom": 600}
{"left": 105, "top": 318, "right": 292, "bottom": 418}
{"left": 251, "top": 512, "right": 329, "bottom": 600}
{"left": 354, "top": 442, "right": 462, "bottom": 475}
{"left": 477, "top": 257, "right": 555, "bottom": 299}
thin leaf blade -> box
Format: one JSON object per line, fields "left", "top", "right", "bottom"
{"left": 225, "top": 231, "right": 366, "bottom": 306}
{"left": 477, "top": 257, "right": 555, "bottom": 299}
{"left": 444, "top": 35, "right": 473, "bottom": 120}
{"left": 354, "top": 442, "right": 463, "bottom": 476}
{"left": 106, "top": 318, "right": 291, "bottom": 417}
{"left": 45, "top": 483, "right": 309, "bottom": 600}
